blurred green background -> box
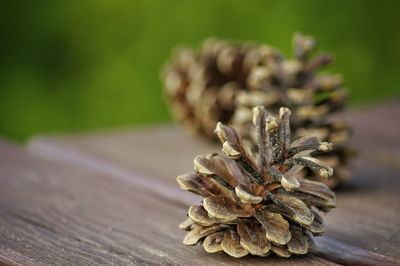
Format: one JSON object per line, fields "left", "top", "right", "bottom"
{"left": 1, "top": 0, "right": 399, "bottom": 141}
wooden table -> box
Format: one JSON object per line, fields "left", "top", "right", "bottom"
{"left": 1, "top": 101, "right": 399, "bottom": 265}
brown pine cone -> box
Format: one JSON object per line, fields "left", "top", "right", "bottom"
{"left": 162, "top": 39, "right": 257, "bottom": 137}
{"left": 177, "top": 106, "right": 336, "bottom": 258}
{"left": 162, "top": 33, "right": 353, "bottom": 188}
{"left": 232, "top": 33, "right": 352, "bottom": 187}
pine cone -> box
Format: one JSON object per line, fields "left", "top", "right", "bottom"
{"left": 162, "top": 39, "right": 256, "bottom": 137}
{"left": 162, "top": 33, "right": 353, "bottom": 187}
{"left": 177, "top": 106, "right": 336, "bottom": 258}
{"left": 232, "top": 33, "right": 352, "bottom": 187}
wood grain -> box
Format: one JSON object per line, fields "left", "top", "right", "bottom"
{"left": 0, "top": 141, "right": 337, "bottom": 265}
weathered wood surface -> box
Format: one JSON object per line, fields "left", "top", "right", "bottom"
{"left": 0, "top": 142, "right": 337, "bottom": 266}
{"left": 0, "top": 101, "right": 398, "bottom": 265}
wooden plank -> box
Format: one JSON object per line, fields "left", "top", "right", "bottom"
{"left": 29, "top": 125, "right": 216, "bottom": 185}
{"left": 0, "top": 141, "right": 337, "bottom": 265}
{"left": 27, "top": 101, "right": 400, "bottom": 264}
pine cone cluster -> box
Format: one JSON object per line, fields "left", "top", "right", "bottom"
{"left": 162, "top": 33, "right": 352, "bottom": 187}
{"left": 177, "top": 106, "right": 336, "bottom": 258}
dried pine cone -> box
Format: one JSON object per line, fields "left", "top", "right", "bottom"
{"left": 162, "top": 39, "right": 255, "bottom": 136}
{"left": 177, "top": 106, "right": 336, "bottom": 258}
{"left": 162, "top": 33, "right": 352, "bottom": 188}
{"left": 232, "top": 33, "right": 352, "bottom": 187}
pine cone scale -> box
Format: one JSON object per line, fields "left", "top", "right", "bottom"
{"left": 237, "top": 219, "right": 271, "bottom": 256}
{"left": 183, "top": 224, "right": 225, "bottom": 246}
{"left": 220, "top": 228, "right": 249, "bottom": 258}
{"left": 203, "top": 231, "right": 224, "bottom": 253}
{"left": 287, "top": 225, "right": 309, "bottom": 255}
{"left": 203, "top": 196, "right": 253, "bottom": 221}
{"left": 255, "top": 208, "right": 291, "bottom": 245}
